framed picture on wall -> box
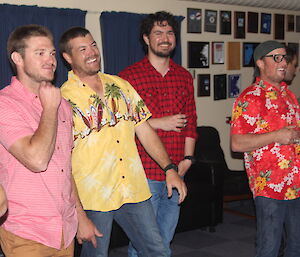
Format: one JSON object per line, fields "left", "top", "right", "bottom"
{"left": 227, "top": 41, "right": 240, "bottom": 70}
{"left": 187, "top": 8, "right": 202, "bottom": 33}
{"left": 296, "top": 16, "right": 300, "bottom": 32}
{"left": 234, "top": 11, "right": 245, "bottom": 38}
{"left": 228, "top": 74, "right": 241, "bottom": 98}
{"left": 243, "top": 42, "right": 260, "bottom": 67}
{"left": 288, "top": 42, "right": 299, "bottom": 56}
{"left": 287, "top": 15, "right": 295, "bottom": 32}
{"left": 247, "top": 12, "right": 258, "bottom": 33}
{"left": 220, "top": 10, "right": 231, "bottom": 34}
{"left": 197, "top": 74, "right": 210, "bottom": 97}
{"left": 261, "top": 13, "right": 271, "bottom": 34}
{"left": 274, "top": 14, "right": 285, "bottom": 40}
{"left": 212, "top": 42, "right": 224, "bottom": 64}
{"left": 188, "top": 41, "right": 209, "bottom": 68}
{"left": 205, "top": 9, "right": 217, "bottom": 32}
{"left": 214, "top": 74, "right": 227, "bottom": 100}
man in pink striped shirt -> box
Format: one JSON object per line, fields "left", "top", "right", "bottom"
{"left": 0, "top": 24, "right": 79, "bottom": 257}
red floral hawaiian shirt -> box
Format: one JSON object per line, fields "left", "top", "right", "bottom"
{"left": 231, "top": 78, "right": 300, "bottom": 200}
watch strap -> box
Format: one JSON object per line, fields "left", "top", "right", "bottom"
{"left": 184, "top": 155, "right": 196, "bottom": 164}
{"left": 163, "top": 163, "right": 178, "bottom": 174}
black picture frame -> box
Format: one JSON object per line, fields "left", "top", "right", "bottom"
{"left": 243, "top": 42, "right": 260, "bottom": 67}
{"left": 296, "top": 16, "right": 300, "bottom": 32}
{"left": 228, "top": 74, "right": 241, "bottom": 98}
{"left": 287, "top": 15, "right": 295, "bottom": 32}
{"left": 188, "top": 41, "right": 209, "bottom": 68}
{"left": 274, "top": 14, "right": 285, "bottom": 40}
{"left": 187, "top": 8, "right": 202, "bottom": 33}
{"left": 197, "top": 74, "right": 210, "bottom": 97}
{"left": 247, "top": 12, "right": 258, "bottom": 33}
{"left": 261, "top": 13, "right": 271, "bottom": 34}
{"left": 205, "top": 9, "right": 217, "bottom": 32}
{"left": 214, "top": 74, "right": 227, "bottom": 100}
{"left": 220, "top": 10, "right": 231, "bottom": 34}
{"left": 234, "top": 11, "right": 245, "bottom": 39}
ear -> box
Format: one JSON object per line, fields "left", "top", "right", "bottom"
{"left": 143, "top": 34, "right": 149, "bottom": 46}
{"left": 62, "top": 52, "right": 72, "bottom": 65}
{"left": 11, "top": 52, "right": 23, "bottom": 66}
{"left": 256, "top": 59, "right": 264, "bottom": 70}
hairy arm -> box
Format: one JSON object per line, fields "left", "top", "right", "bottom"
{"left": 178, "top": 137, "right": 196, "bottom": 177}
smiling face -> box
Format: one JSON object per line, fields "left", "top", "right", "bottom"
{"left": 63, "top": 33, "right": 101, "bottom": 77}
{"left": 256, "top": 48, "right": 287, "bottom": 87}
{"left": 285, "top": 55, "right": 298, "bottom": 84}
{"left": 15, "top": 36, "right": 56, "bottom": 84}
{"left": 143, "top": 21, "right": 176, "bottom": 58}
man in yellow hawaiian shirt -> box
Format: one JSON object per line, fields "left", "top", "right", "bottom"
{"left": 231, "top": 40, "right": 300, "bottom": 257}
{"left": 59, "top": 27, "right": 187, "bottom": 257}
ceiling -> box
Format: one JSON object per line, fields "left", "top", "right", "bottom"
{"left": 182, "top": 0, "right": 300, "bottom": 11}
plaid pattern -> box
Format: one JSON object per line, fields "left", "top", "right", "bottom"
{"left": 119, "top": 57, "right": 197, "bottom": 181}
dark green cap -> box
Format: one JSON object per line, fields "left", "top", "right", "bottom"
{"left": 253, "top": 40, "right": 285, "bottom": 63}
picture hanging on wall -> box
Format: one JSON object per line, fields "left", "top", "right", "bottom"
{"left": 261, "top": 13, "right": 271, "bottom": 34}
{"left": 274, "top": 14, "right": 285, "bottom": 40}
{"left": 227, "top": 41, "right": 240, "bottom": 70}
{"left": 247, "top": 12, "right": 258, "bottom": 33}
{"left": 197, "top": 74, "right": 210, "bottom": 97}
{"left": 228, "top": 74, "right": 241, "bottom": 98}
{"left": 188, "top": 41, "right": 209, "bottom": 68}
{"left": 296, "top": 16, "right": 300, "bottom": 32}
{"left": 187, "top": 8, "right": 202, "bottom": 33}
{"left": 212, "top": 42, "right": 224, "bottom": 64}
{"left": 205, "top": 9, "right": 217, "bottom": 32}
{"left": 214, "top": 74, "right": 227, "bottom": 100}
{"left": 234, "top": 11, "right": 245, "bottom": 38}
{"left": 287, "top": 15, "right": 295, "bottom": 32}
{"left": 220, "top": 10, "right": 231, "bottom": 34}
{"left": 243, "top": 42, "right": 260, "bottom": 67}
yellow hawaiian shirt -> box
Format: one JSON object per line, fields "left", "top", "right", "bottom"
{"left": 61, "top": 71, "right": 152, "bottom": 211}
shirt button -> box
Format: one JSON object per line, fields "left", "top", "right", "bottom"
{"left": 57, "top": 146, "right": 60, "bottom": 150}
{"left": 117, "top": 140, "right": 120, "bottom": 143}
{"left": 122, "top": 176, "right": 125, "bottom": 179}
{"left": 120, "top": 158, "right": 123, "bottom": 161}
{"left": 61, "top": 169, "right": 64, "bottom": 172}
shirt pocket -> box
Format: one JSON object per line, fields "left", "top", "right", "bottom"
{"left": 170, "top": 86, "right": 189, "bottom": 113}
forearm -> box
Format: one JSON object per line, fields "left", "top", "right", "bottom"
{"left": 147, "top": 117, "right": 162, "bottom": 130}
{"left": 184, "top": 137, "right": 196, "bottom": 156}
{"left": 0, "top": 185, "right": 7, "bottom": 217}
{"left": 9, "top": 108, "right": 58, "bottom": 172}
{"left": 71, "top": 176, "right": 87, "bottom": 219}
{"left": 231, "top": 131, "right": 278, "bottom": 152}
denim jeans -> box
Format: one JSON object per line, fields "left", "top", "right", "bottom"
{"left": 255, "top": 196, "right": 300, "bottom": 257}
{"left": 80, "top": 199, "right": 167, "bottom": 257}
{"left": 128, "top": 179, "right": 180, "bottom": 257}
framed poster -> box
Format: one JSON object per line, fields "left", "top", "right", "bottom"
{"left": 212, "top": 42, "right": 224, "bottom": 64}
{"left": 243, "top": 42, "right": 260, "bottom": 67}
{"left": 274, "top": 14, "right": 285, "bottom": 40}
{"left": 187, "top": 8, "right": 202, "bottom": 33}
{"left": 288, "top": 42, "right": 299, "bottom": 56}
{"left": 228, "top": 74, "right": 241, "bottom": 98}
{"left": 227, "top": 41, "right": 240, "bottom": 70}
{"left": 287, "top": 15, "right": 295, "bottom": 32}
{"left": 296, "top": 16, "right": 300, "bottom": 32}
{"left": 197, "top": 74, "right": 210, "bottom": 97}
{"left": 220, "top": 10, "right": 231, "bottom": 34}
{"left": 247, "top": 12, "right": 258, "bottom": 33}
{"left": 214, "top": 74, "right": 227, "bottom": 100}
{"left": 188, "top": 41, "right": 209, "bottom": 68}
{"left": 205, "top": 9, "right": 217, "bottom": 32}
{"left": 234, "top": 11, "right": 245, "bottom": 38}
{"left": 261, "top": 13, "right": 271, "bottom": 34}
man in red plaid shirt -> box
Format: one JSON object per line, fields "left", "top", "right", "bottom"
{"left": 119, "top": 11, "right": 197, "bottom": 257}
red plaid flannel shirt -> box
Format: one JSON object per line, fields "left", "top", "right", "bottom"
{"left": 119, "top": 56, "right": 197, "bottom": 181}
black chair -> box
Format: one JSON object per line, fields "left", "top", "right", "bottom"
{"left": 195, "top": 126, "right": 252, "bottom": 204}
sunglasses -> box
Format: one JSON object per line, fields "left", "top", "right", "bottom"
{"left": 263, "top": 54, "right": 287, "bottom": 63}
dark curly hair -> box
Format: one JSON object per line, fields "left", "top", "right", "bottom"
{"left": 140, "top": 11, "right": 178, "bottom": 53}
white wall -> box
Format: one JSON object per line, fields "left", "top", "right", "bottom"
{"left": 2, "top": 0, "right": 300, "bottom": 169}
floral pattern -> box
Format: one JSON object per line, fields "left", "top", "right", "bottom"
{"left": 231, "top": 78, "right": 300, "bottom": 200}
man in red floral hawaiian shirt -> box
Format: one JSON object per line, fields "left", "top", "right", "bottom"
{"left": 231, "top": 40, "right": 300, "bottom": 257}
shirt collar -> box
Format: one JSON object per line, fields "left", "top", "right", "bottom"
{"left": 142, "top": 56, "right": 175, "bottom": 76}
{"left": 255, "top": 77, "right": 288, "bottom": 92}
{"left": 10, "top": 76, "right": 39, "bottom": 101}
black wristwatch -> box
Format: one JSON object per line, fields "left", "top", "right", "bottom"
{"left": 163, "top": 163, "right": 178, "bottom": 174}
{"left": 184, "top": 155, "right": 196, "bottom": 165}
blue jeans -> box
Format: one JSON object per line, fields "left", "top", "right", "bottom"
{"left": 128, "top": 179, "right": 180, "bottom": 257}
{"left": 255, "top": 196, "right": 300, "bottom": 257}
{"left": 80, "top": 199, "right": 167, "bottom": 257}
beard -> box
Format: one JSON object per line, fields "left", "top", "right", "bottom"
{"left": 149, "top": 43, "right": 174, "bottom": 58}
{"left": 24, "top": 68, "right": 55, "bottom": 83}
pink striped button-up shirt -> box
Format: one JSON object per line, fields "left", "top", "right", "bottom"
{"left": 0, "top": 77, "right": 77, "bottom": 249}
